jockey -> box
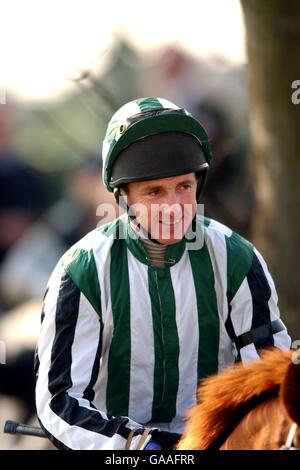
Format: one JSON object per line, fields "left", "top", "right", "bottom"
{"left": 35, "top": 97, "right": 291, "bottom": 450}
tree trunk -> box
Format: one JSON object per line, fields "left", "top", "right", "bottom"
{"left": 240, "top": 0, "right": 300, "bottom": 337}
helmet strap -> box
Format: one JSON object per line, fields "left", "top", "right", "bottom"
{"left": 196, "top": 168, "right": 208, "bottom": 202}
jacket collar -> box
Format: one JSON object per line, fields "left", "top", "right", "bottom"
{"left": 124, "top": 216, "right": 186, "bottom": 267}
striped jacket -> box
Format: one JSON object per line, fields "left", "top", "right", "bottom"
{"left": 35, "top": 215, "right": 291, "bottom": 450}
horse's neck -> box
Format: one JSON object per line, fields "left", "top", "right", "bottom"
{"left": 220, "top": 397, "right": 290, "bottom": 450}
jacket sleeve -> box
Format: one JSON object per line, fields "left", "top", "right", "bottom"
{"left": 35, "top": 265, "right": 153, "bottom": 450}
{"left": 225, "top": 248, "right": 291, "bottom": 363}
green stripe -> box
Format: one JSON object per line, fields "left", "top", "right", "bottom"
{"left": 148, "top": 266, "right": 179, "bottom": 422}
{"left": 204, "top": 216, "right": 211, "bottom": 228}
{"left": 226, "top": 232, "right": 254, "bottom": 303}
{"left": 106, "top": 239, "right": 131, "bottom": 416}
{"left": 136, "top": 97, "right": 163, "bottom": 111}
{"left": 62, "top": 248, "right": 101, "bottom": 318}
{"left": 189, "top": 243, "right": 219, "bottom": 383}
{"left": 148, "top": 267, "right": 164, "bottom": 421}
{"left": 98, "top": 216, "right": 124, "bottom": 239}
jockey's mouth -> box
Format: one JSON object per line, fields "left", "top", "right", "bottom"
{"left": 159, "top": 218, "right": 182, "bottom": 226}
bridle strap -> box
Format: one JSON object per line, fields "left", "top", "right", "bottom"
{"left": 280, "top": 422, "right": 299, "bottom": 450}
{"left": 124, "top": 428, "right": 152, "bottom": 450}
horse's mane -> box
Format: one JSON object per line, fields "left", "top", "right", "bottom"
{"left": 178, "top": 348, "right": 292, "bottom": 450}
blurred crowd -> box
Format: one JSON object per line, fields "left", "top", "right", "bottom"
{"left": 0, "top": 106, "right": 118, "bottom": 448}
{"left": 0, "top": 42, "right": 253, "bottom": 449}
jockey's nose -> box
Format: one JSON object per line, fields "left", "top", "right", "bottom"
{"left": 160, "top": 202, "right": 182, "bottom": 223}
{"left": 165, "top": 188, "right": 183, "bottom": 206}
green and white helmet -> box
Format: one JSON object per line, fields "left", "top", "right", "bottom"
{"left": 102, "top": 97, "right": 212, "bottom": 193}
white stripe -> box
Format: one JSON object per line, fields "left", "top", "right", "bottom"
{"left": 230, "top": 278, "right": 253, "bottom": 335}
{"left": 127, "top": 250, "right": 155, "bottom": 423}
{"left": 230, "top": 278, "right": 260, "bottom": 362}
{"left": 157, "top": 97, "right": 180, "bottom": 110}
{"left": 205, "top": 226, "right": 228, "bottom": 322}
{"left": 208, "top": 219, "right": 233, "bottom": 237}
{"left": 92, "top": 232, "right": 115, "bottom": 328}
{"left": 240, "top": 343, "right": 261, "bottom": 363}
{"left": 92, "top": 233, "right": 115, "bottom": 410}
{"left": 103, "top": 101, "right": 140, "bottom": 166}
{"left": 69, "top": 293, "right": 101, "bottom": 398}
{"left": 254, "top": 248, "right": 291, "bottom": 350}
{"left": 36, "top": 265, "right": 63, "bottom": 419}
{"left": 114, "top": 100, "right": 140, "bottom": 124}
{"left": 205, "top": 226, "right": 234, "bottom": 370}
{"left": 170, "top": 251, "right": 199, "bottom": 429}
{"left": 205, "top": 227, "right": 228, "bottom": 322}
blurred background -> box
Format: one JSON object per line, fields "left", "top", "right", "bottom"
{"left": 0, "top": 0, "right": 299, "bottom": 449}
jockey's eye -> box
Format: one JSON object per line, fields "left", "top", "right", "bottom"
{"left": 147, "top": 188, "right": 162, "bottom": 197}
{"left": 178, "top": 183, "right": 193, "bottom": 190}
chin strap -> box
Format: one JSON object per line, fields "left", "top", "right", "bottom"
{"left": 196, "top": 168, "right": 208, "bottom": 202}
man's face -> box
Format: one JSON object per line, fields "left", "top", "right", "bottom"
{"left": 125, "top": 172, "right": 197, "bottom": 245}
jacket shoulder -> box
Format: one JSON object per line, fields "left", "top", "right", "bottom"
{"left": 203, "top": 217, "right": 254, "bottom": 301}
{"left": 57, "top": 219, "right": 121, "bottom": 316}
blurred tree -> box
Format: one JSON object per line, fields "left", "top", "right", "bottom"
{"left": 240, "top": 0, "right": 300, "bottom": 337}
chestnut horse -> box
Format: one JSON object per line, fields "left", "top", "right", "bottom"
{"left": 177, "top": 348, "right": 300, "bottom": 450}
